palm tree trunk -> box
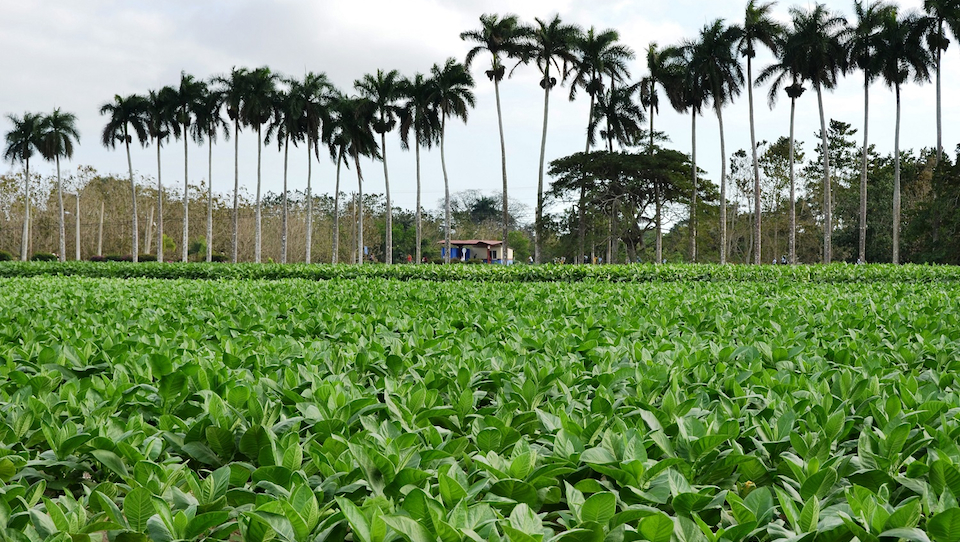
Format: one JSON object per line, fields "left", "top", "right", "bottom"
{"left": 651, "top": 104, "right": 661, "bottom": 265}
{"left": 690, "top": 111, "right": 698, "bottom": 263}
{"left": 156, "top": 142, "right": 163, "bottom": 263}
{"left": 789, "top": 95, "right": 797, "bottom": 265}
{"left": 74, "top": 193, "right": 80, "bottom": 261}
{"left": 817, "top": 84, "right": 831, "bottom": 264}
{"left": 126, "top": 131, "right": 139, "bottom": 262}
{"left": 748, "top": 56, "right": 761, "bottom": 265}
{"left": 441, "top": 115, "right": 452, "bottom": 264}
{"left": 535, "top": 67, "right": 552, "bottom": 265}
{"left": 98, "top": 201, "right": 104, "bottom": 256}
{"left": 254, "top": 124, "right": 262, "bottom": 264}
{"left": 232, "top": 119, "right": 240, "bottom": 263}
{"left": 57, "top": 155, "right": 65, "bottom": 262}
{"left": 21, "top": 158, "right": 30, "bottom": 261}
{"left": 206, "top": 136, "right": 213, "bottom": 263}
{"left": 893, "top": 84, "right": 901, "bottom": 264}
{"left": 355, "top": 152, "right": 364, "bottom": 265}
{"left": 859, "top": 77, "right": 869, "bottom": 263}
{"left": 281, "top": 134, "right": 289, "bottom": 264}
{"left": 305, "top": 139, "right": 313, "bottom": 264}
{"left": 415, "top": 141, "right": 422, "bottom": 264}
{"left": 936, "top": 21, "right": 943, "bottom": 164}
{"left": 332, "top": 152, "right": 341, "bottom": 264}
{"left": 494, "top": 75, "right": 510, "bottom": 265}
{"left": 717, "top": 102, "right": 727, "bottom": 266}
{"left": 145, "top": 207, "right": 153, "bottom": 255}
{"left": 182, "top": 124, "right": 189, "bottom": 262}
{"left": 382, "top": 131, "right": 392, "bottom": 265}
{"left": 579, "top": 92, "right": 595, "bottom": 266}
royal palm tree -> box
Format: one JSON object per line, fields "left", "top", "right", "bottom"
{"left": 691, "top": 19, "right": 744, "bottom": 265}
{"left": 923, "top": 0, "right": 960, "bottom": 163}
{"left": 241, "top": 66, "right": 279, "bottom": 263}
{"left": 399, "top": 73, "right": 441, "bottom": 264}
{"left": 193, "top": 84, "right": 229, "bottom": 262}
{"left": 848, "top": 0, "right": 894, "bottom": 263}
{"left": 790, "top": 4, "right": 849, "bottom": 263}
{"left": 356, "top": 69, "right": 403, "bottom": 264}
{"left": 589, "top": 83, "right": 645, "bottom": 152}
{"left": 461, "top": 13, "right": 533, "bottom": 265}
{"left": 214, "top": 66, "right": 249, "bottom": 263}
{"left": 879, "top": 8, "right": 932, "bottom": 264}
{"left": 100, "top": 94, "right": 149, "bottom": 261}
{"left": 39, "top": 109, "right": 80, "bottom": 262}
{"left": 4, "top": 112, "right": 44, "bottom": 261}
{"left": 174, "top": 72, "right": 207, "bottom": 262}
{"left": 267, "top": 82, "right": 303, "bottom": 264}
{"left": 739, "top": 1, "right": 782, "bottom": 265}
{"left": 297, "top": 72, "right": 333, "bottom": 264}
{"left": 531, "top": 15, "right": 583, "bottom": 263}
{"left": 430, "top": 59, "right": 476, "bottom": 264}
{"left": 144, "top": 87, "right": 177, "bottom": 262}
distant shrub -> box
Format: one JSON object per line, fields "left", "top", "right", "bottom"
{"left": 138, "top": 254, "right": 158, "bottom": 262}
{"left": 89, "top": 255, "right": 107, "bottom": 262}
{"left": 210, "top": 254, "right": 228, "bottom": 263}
{"left": 0, "top": 250, "right": 13, "bottom": 261}
{"left": 105, "top": 254, "right": 132, "bottom": 262}
{"left": 31, "top": 253, "right": 57, "bottom": 262}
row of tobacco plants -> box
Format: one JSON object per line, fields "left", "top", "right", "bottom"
{"left": 1, "top": 275, "right": 960, "bottom": 541}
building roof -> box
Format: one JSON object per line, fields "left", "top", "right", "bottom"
{"left": 437, "top": 240, "right": 504, "bottom": 247}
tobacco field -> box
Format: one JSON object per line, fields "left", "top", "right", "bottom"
{"left": 1, "top": 269, "right": 960, "bottom": 542}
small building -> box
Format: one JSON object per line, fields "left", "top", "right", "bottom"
{"left": 438, "top": 239, "right": 514, "bottom": 264}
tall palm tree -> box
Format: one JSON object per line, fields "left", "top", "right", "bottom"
{"left": 193, "top": 84, "right": 229, "bottom": 262}
{"left": 3, "top": 112, "right": 44, "bottom": 261}
{"left": 214, "top": 67, "right": 249, "bottom": 263}
{"left": 356, "top": 69, "right": 403, "bottom": 264}
{"left": 297, "top": 72, "right": 333, "bottom": 264}
{"left": 144, "top": 87, "right": 177, "bottom": 262}
{"left": 100, "top": 94, "right": 149, "bottom": 262}
{"left": 399, "top": 73, "right": 441, "bottom": 264}
{"left": 240, "top": 66, "right": 279, "bottom": 263}
{"left": 39, "top": 109, "right": 81, "bottom": 262}
{"left": 791, "top": 4, "right": 849, "bottom": 263}
{"left": 923, "top": 0, "right": 960, "bottom": 163}
{"left": 267, "top": 82, "right": 303, "bottom": 264}
{"left": 570, "top": 26, "right": 633, "bottom": 263}
{"left": 531, "top": 15, "right": 583, "bottom": 263}
{"left": 758, "top": 17, "right": 808, "bottom": 265}
{"left": 848, "top": 0, "right": 894, "bottom": 264}
{"left": 430, "top": 59, "right": 476, "bottom": 264}
{"left": 589, "top": 83, "right": 645, "bottom": 152}
{"left": 174, "top": 72, "right": 207, "bottom": 262}
{"left": 879, "top": 8, "right": 932, "bottom": 264}
{"left": 739, "top": 1, "right": 782, "bottom": 265}
{"left": 691, "top": 19, "right": 744, "bottom": 265}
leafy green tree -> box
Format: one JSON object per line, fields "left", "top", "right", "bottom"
{"left": 399, "top": 73, "right": 440, "bottom": 264}
{"left": 174, "top": 72, "right": 207, "bottom": 262}
{"left": 194, "top": 80, "right": 229, "bottom": 262}
{"left": 3, "top": 112, "right": 43, "bottom": 261}
{"left": 240, "top": 66, "right": 280, "bottom": 263}
{"left": 100, "top": 94, "right": 149, "bottom": 261}
{"left": 214, "top": 66, "right": 249, "bottom": 263}
{"left": 39, "top": 109, "right": 81, "bottom": 262}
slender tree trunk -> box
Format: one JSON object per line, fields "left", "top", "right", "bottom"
{"left": 936, "top": 22, "right": 943, "bottom": 164}
{"left": 351, "top": 193, "right": 357, "bottom": 263}
{"left": 717, "top": 102, "right": 727, "bottom": 265}
{"left": 494, "top": 74, "right": 510, "bottom": 265}
{"left": 305, "top": 139, "right": 313, "bottom": 264}
{"left": 415, "top": 142, "right": 422, "bottom": 264}
{"left": 156, "top": 142, "right": 163, "bottom": 262}
{"left": 332, "top": 152, "right": 342, "bottom": 264}
{"left": 579, "top": 91, "right": 595, "bottom": 265}
{"left": 98, "top": 201, "right": 104, "bottom": 256}
{"left": 441, "top": 115, "right": 452, "bottom": 264}
{"left": 126, "top": 132, "right": 139, "bottom": 262}
{"left": 20, "top": 158, "right": 30, "bottom": 261}
{"left": 535, "top": 67, "right": 552, "bottom": 264}
{"left": 254, "top": 124, "right": 262, "bottom": 263}
{"left": 789, "top": 95, "right": 797, "bottom": 265}
{"left": 74, "top": 193, "right": 80, "bottom": 261}
{"left": 817, "top": 84, "right": 831, "bottom": 264}
{"left": 382, "top": 131, "right": 392, "bottom": 264}
{"left": 182, "top": 125, "right": 189, "bottom": 262}
{"left": 651, "top": 103, "right": 661, "bottom": 264}
{"left": 355, "top": 152, "right": 364, "bottom": 265}
{"left": 748, "top": 56, "right": 761, "bottom": 265}
{"left": 281, "top": 134, "right": 289, "bottom": 264}
{"left": 893, "top": 84, "right": 901, "bottom": 264}
{"left": 860, "top": 77, "right": 869, "bottom": 263}
{"left": 145, "top": 207, "right": 153, "bottom": 255}
{"left": 57, "top": 155, "right": 65, "bottom": 262}
{"left": 232, "top": 119, "right": 240, "bottom": 263}
{"left": 206, "top": 136, "right": 213, "bottom": 263}
{"left": 690, "top": 111, "right": 698, "bottom": 262}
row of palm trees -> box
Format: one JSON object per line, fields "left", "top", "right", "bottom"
{"left": 7, "top": 1, "right": 957, "bottom": 265}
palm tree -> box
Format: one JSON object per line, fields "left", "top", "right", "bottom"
{"left": 267, "top": 81, "right": 304, "bottom": 264}
{"left": 791, "top": 4, "right": 849, "bottom": 263}
{"left": 430, "top": 59, "right": 476, "bottom": 264}
{"left": 531, "top": 15, "right": 584, "bottom": 263}
{"left": 356, "top": 69, "right": 403, "bottom": 264}
{"left": 739, "top": 1, "right": 782, "bottom": 265}
{"left": 691, "top": 19, "right": 744, "bottom": 265}
{"left": 848, "top": 0, "right": 894, "bottom": 264}
{"left": 240, "top": 66, "right": 279, "bottom": 264}
{"left": 100, "top": 94, "right": 149, "bottom": 261}
{"left": 461, "top": 13, "right": 533, "bottom": 265}
{"left": 214, "top": 67, "right": 249, "bottom": 263}
{"left": 589, "top": 83, "right": 645, "bottom": 152}
{"left": 193, "top": 84, "right": 229, "bottom": 262}
{"left": 39, "top": 109, "right": 81, "bottom": 262}
{"left": 3, "top": 112, "right": 44, "bottom": 261}
{"left": 399, "top": 73, "right": 441, "bottom": 264}
{"left": 923, "top": 0, "right": 960, "bottom": 163}
{"left": 879, "top": 8, "right": 932, "bottom": 264}
{"left": 570, "top": 26, "right": 633, "bottom": 263}
{"left": 297, "top": 72, "right": 333, "bottom": 264}
{"left": 144, "top": 87, "right": 177, "bottom": 262}
{"left": 174, "top": 72, "right": 207, "bottom": 262}
{"left": 757, "top": 16, "right": 808, "bottom": 265}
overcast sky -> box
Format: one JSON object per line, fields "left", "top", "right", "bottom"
{"left": 2, "top": 0, "right": 950, "bottom": 222}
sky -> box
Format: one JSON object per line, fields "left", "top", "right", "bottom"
{"left": 2, "top": 0, "right": 951, "bottom": 225}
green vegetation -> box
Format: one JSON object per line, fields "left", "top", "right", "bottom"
{"left": 1, "top": 273, "right": 960, "bottom": 540}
